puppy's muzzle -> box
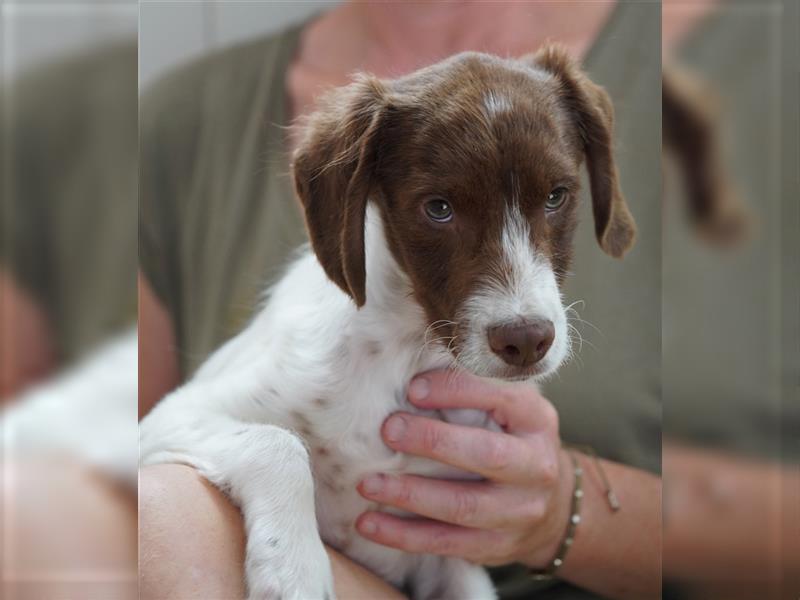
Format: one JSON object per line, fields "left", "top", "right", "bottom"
{"left": 487, "top": 319, "right": 555, "bottom": 368}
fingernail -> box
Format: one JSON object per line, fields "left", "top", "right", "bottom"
{"left": 408, "top": 377, "right": 430, "bottom": 402}
{"left": 384, "top": 415, "right": 408, "bottom": 443}
{"left": 361, "top": 475, "right": 384, "bottom": 495}
{"left": 359, "top": 517, "right": 377, "bottom": 535}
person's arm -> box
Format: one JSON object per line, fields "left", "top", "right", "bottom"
{"left": 557, "top": 454, "right": 661, "bottom": 598}
{"left": 139, "top": 464, "right": 407, "bottom": 600}
{"left": 138, "top": 272, "right": 181, "bottom": 418}
{"left": 354, "top": 370, "right": 661, "bottom": 600}
{"left": 0, "top": 268, "right": 56, "bottom": 400}
{"left": 3, "top": 456, "right": 137, "bottom": 600}
{"left": 663, "top": 442, "right": 799, "bottom": 596}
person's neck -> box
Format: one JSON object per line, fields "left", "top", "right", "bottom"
{"left": 301, "top": 1, "right": 617, "bottom": 79}
{"left": 357, "top": 1, "right": 615, "bottom": 72}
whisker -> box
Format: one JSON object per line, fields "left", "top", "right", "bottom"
{"left": 565, "top": 301, "right": 604, "bottom": 338}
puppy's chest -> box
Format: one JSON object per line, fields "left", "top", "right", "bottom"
{"left": 302, "top": 394, "right": 495, "bottom": 555}
{"left": 272, "top": 325, "right": 495, "bottom": 550}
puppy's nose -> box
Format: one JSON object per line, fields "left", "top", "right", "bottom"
{"left": 487, "top": 320, "right": 555, "bottom": 368}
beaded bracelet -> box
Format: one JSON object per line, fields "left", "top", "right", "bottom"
{"left": 529, "top": 448, "right": 620, "bottom": 581}
{"left": 529, "top": 451, "right": 583, "bottom": 581}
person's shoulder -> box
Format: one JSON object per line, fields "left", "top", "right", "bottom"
{"left": 140, "top": 25, "right": 302, "bottom": 133}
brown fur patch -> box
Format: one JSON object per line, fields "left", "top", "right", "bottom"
{"left": 312, "top": 397, "right": 330, "bottom": 409}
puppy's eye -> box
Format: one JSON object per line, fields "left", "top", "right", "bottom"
{"left": 545, "top": 187, "right": 569, "bottom": 212}
{"left": 424, "top": 198, "right": 454, "bottom": 223}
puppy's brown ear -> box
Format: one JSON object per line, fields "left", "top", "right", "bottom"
{"left": 531, "top": 44, "right": 636, "bottom": 258}
{"left": 292, "top": 75, "right": 388, "bottom": 307}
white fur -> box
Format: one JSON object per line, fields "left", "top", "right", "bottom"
{"left": 456, "top": 202, "right": 569, "bottom": 379}
{"left": 2, "top": 330, "right": 138, "bottom": 487}
{"left": 483, "top": 91, "right": 512, "bottom": 117}
{"left": 139, "top": 204, "right": 568, "bottom": 599}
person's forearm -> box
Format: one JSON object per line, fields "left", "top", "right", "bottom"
{"left": 140, "top": 464, "right": 406, "bottom": 600}
{"left": 662, "top": 444, "right": 799, "bottom": 587}
{"left": 0, "top": 268, "right": 56, "bottom": 400}
{"left": 555, "top": 454, "right": 662, "bottom": 600}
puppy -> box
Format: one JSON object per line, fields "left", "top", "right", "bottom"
{"left": 140, "top": 45, "right": 636, "bottom": 600}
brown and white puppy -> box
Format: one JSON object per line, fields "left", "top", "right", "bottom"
{"left": 140, "top": 46, "right": 635, "bottom": 600}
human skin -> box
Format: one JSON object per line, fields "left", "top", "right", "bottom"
{"left": 0, "top": 457, "right": 137, "bottom": 600}
{"left": 0, "top": 269, "right": 56, "bottom": 401}
{"left": 663, "top": 442, "right": 800, "bottom": 598}
{"left": 139, "top": 464, "right": 407, "bottom": 600}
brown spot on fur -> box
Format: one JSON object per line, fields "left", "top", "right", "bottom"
{"left": 290, "top": 410, "right": 314, "bottom": 438}
{"left": 312, "top": 397, "right": 330, "bottom": 408}
{"left": 321, "top": 478, "right": 344, "bottom": 494}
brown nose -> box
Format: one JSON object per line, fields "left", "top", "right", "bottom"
{"left": 487, "top": 320, "right": 555, "bottom": 368}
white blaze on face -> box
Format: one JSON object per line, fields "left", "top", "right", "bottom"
{"left": 456, "top": 202, "right": 570, "bottom": 380}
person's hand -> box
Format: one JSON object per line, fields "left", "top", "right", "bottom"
{"left": 355, "top": 369, "right": 573, "bottom": 568}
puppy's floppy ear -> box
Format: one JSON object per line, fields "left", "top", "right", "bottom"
{"left": 530, "top": 44, "right": 637, "bottom": 258}
{"left": 292, "top": 75, "right": 389, "bottom": 307}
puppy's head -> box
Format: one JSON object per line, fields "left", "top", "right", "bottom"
{"left": 293, "top": 46, "right": 635, "bottom": 381}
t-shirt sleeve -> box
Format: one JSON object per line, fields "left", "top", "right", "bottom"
{"left": 138, "top": 68, "right": 201, "bottom": 324}
{"left": 1, "top": 45, "right": 139, "bottom": 361}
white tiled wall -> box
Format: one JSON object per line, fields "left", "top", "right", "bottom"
{"left": 139, "top": 1, "right": 339, "bottom": 89}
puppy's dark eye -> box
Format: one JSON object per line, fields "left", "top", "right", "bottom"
{"left": 424, "top": 198, "right": 454, "bottom": 223}
{"left": 545, "top": 187, "right": 569, "bottom": 212}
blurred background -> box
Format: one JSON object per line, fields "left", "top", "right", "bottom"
{"left": 1, "top": 1, "right": 135, "bottom": 82}
{"left": 140, "top": 1, "right": 332, "bottom": 87}
{"left": 661, "top": 1, "right": 799, "bottom": 599}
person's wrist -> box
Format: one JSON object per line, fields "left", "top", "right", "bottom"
{"left": 523, "top": 447, "right": 576, "bottom": 569}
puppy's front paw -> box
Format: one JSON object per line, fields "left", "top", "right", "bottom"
{"left": 245, "top": 533, "right": 335, "bottom": 600}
